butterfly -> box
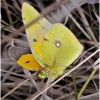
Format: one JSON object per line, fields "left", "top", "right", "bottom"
{"left": 8, "top": 2, "right": 83, "bottom": 82}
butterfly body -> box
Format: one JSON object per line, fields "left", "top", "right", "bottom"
{"left": 46, "top": 65, "right": 65, "bottom": 81}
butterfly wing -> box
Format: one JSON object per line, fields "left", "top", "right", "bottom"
{"left": 41, "top": 23, "right": 83, "bottom": 67}
{"left": 22, "top": 2, "right": 52, "bottom": 67}
{"left": 8, "top": 46, "right": 40, "bottom": 71}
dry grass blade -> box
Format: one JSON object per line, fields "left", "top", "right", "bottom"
{"left": 77, "top": 7, "right": 97, "bottom": 42}
{"left": 2, "top": 0, "right": 13, "bottom": 24}
{"left": 69, "top": 14, "right": 91, "bottom": 40}
{"left": 1, "top": 73, "right": 37, "bottom": 100}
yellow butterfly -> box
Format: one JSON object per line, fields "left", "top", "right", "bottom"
{"left": 9, "top": 2, "right": 83, "bottom": 82}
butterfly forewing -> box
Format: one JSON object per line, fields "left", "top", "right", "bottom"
{"left": 22, "top": 2, "right": 52, "bottom": 67}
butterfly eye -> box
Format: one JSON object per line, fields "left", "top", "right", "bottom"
{"left": 33, "top": 38, "right": 37, "bottom": 42}
{"left": 25, "top": 61, "right": 30, "bottom": 63}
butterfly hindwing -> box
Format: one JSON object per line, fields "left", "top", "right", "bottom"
{"left": 8, "top": 46, "right": 40, "bottom": 71}
{"left": 41, "top": 23, "right": 83, "bottom": 67}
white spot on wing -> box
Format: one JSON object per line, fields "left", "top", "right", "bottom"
{"left": 54, "top": 41, "right": 61, "bottom": 48}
